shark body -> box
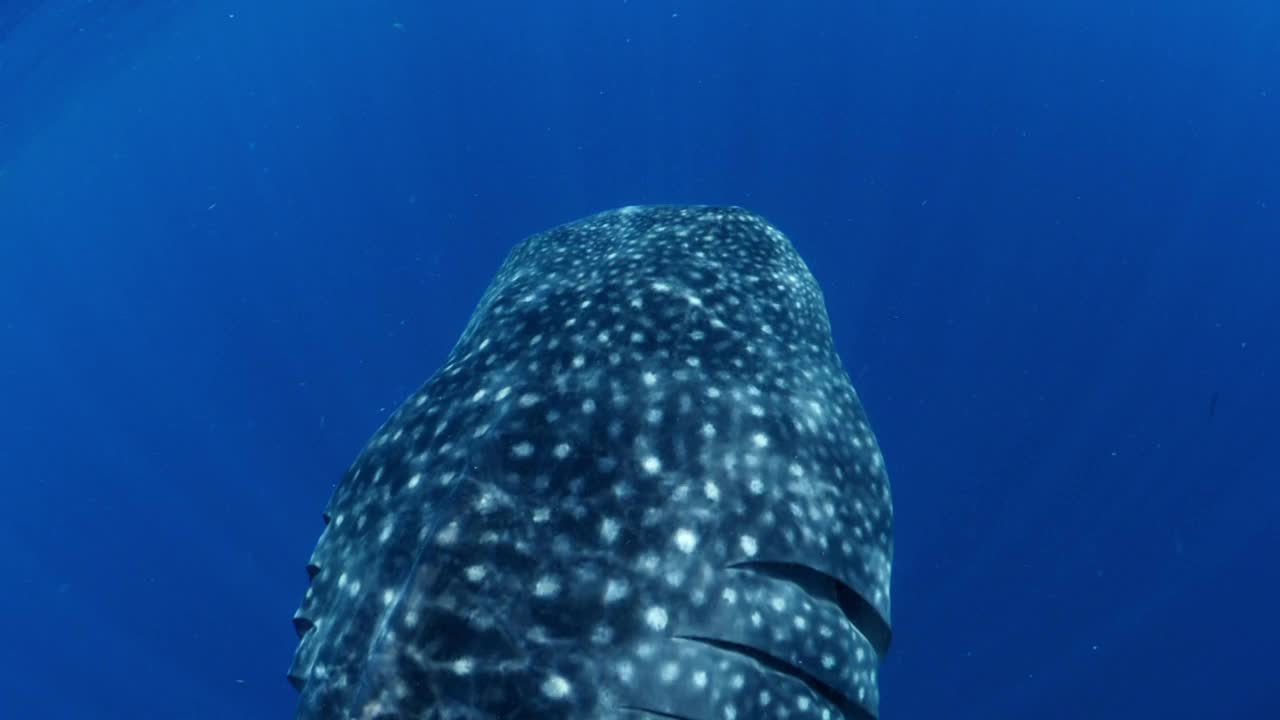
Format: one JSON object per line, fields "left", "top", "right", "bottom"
{"left": 290, "top": 205, "right": 894, "bottom": 719}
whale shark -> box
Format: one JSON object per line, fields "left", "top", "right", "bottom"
{"left": 289, "top": 205, "right": 894, "bottom": 719}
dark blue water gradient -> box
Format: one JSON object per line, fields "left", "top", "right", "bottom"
{"left": 0, "top": 1, "right": 1276, "bottom": 718}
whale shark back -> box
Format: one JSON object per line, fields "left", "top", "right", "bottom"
{"left": 290, "top": 205, "right": 894, "bottom": 720}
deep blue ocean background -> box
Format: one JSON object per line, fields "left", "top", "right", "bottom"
{"left": 2, "top": 1, "right": 1277, "bottom": 718}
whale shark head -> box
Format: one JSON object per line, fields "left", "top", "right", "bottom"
{"left": 289, "top": 205, "right": 893, "bottom": 719}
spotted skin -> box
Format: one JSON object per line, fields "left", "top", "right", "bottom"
{"left": 289, "top": 206, "right": 893, "bottom": 720}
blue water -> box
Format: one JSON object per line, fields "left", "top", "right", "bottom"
{"left": 2, "top": 1, "right": 1276, "bottom": 718}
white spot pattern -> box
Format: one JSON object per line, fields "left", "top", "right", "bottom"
{"left": 289, "top": 206, "right": 893, "bottom": 720}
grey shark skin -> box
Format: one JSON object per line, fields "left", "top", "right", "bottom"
{"left": 289, "top": 206, "right": 893, "bottom": 720}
